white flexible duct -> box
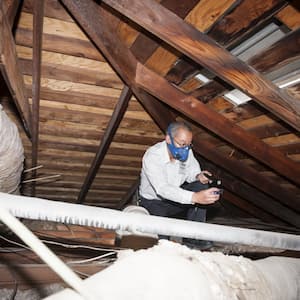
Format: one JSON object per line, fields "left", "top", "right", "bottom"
{"left": 0, "top": 105, "right": 24, "bottom": 194}
{"left": 46, "top": 241, "right": 300, "bottom": 300}
{"left": 0, "top": 192, "right": 299, "bottom": 251}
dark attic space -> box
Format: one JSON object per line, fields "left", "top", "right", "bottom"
{"left": 0, "top": 0, "right": 299, "bottom": 299}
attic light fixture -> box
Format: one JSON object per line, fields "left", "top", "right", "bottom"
{"left": 194, "top": 73, "right": 211, "bottom": 84}
{"left": 223, "top": 89, "right": 251, "bottom": 106}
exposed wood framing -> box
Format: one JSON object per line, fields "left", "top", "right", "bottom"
{"left": 77, "top": 85, "right": 133, "bottom": 204}
{"left": 31, "top": 0, "right": 44, "bottom": 196}
{"left": 61, "top": 0, "right": 300, "bottom": 220}
{"left": 102, "top": 0, "right": 300, "bottom": 130}
{"left": 3, "top": 0, "right": 20, "bottom": 28}
{"left": 0, "top": 1, "right": 32, "bottom": 137}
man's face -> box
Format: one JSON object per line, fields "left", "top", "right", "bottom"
{"left": 166, "top": 128, "right": 193, "bottom": 161}
{"left": 166, "top": 128, "right": 193, "bottom": 147}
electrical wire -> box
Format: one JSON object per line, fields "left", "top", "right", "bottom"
{"left": 67, "top": 252, "right": 116, "bottom": 264}
{"left": 0, "top": 234, "right": 31, "bottom": 250}
{"left": 0, "top": 233, "right": 117, "bottom": 265}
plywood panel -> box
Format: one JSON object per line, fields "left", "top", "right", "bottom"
{"left": 18, "top": 12, "right": 88, "bottom": 40}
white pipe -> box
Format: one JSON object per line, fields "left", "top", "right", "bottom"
{"left": 0, "top": 192, "right": 299, "bottom": 251}
{"left": 0, "top": 205, "right": 99, "bottom": 300}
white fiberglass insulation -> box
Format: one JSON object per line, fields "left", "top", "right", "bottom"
{"left": 0, "top": 105, "right": 24, "bottom": 194}
{"left": 46, "top": 240, "right": 300, "bottom": 300}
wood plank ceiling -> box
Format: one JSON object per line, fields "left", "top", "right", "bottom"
{"left": 0, "top": 0, "right": 299, "bottom": 230}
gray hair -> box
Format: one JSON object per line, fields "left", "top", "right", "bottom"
{"left": 167, "top": 121, "right": 192, "bottom": 138}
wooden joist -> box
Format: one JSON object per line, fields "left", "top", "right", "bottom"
{"left": 3, "top": 0, "right": 20, "bottom": 28}
{"left": 31, "top": 0, "right": 45, "bottom": 196}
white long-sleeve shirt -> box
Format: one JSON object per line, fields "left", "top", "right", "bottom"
{"left": 139, "top": 141, "right": 201, "bottom": 204}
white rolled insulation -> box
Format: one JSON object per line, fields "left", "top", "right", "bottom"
{"left": 45, "top": 240, "right": 300, "bottom": 300}
{"left": 0, "top": 192, "right": 299, "bottom": 251}
{"left": 0, "top": 105, "right": 24, "bottom": 194}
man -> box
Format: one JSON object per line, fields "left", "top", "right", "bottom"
{"left": 139, "top": 121, "right": 221, "bottom": 249}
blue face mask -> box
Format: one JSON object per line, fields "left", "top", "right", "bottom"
{"left": 167, "top": 129, "right": 191, "bottom": 162}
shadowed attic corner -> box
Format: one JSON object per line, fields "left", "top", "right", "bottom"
{"left": 0, "top": 0, "right": 299, "bottom": 298}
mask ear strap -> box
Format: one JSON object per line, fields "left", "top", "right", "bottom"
{"left": 167, "top": 126, "right": 175, "bottom": 145}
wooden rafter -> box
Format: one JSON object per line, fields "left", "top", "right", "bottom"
{"left": 31, "top": 0, "right": 44, "bottom": 196}
{"left": 0, "top": 1, "right": 31, "bottom": 137}
{"left": 102, "top": 0, "right": 300, "bottom": 130}
{"left": 3, "top": 0, "right": 20, "bottom": 29}
{"left": 77, "top": 85, "right": 133, "bottom": 204}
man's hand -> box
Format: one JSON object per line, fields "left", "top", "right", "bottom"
{"left": 191, "top": 188, "right": 220, "bottom": 205}
{"left": 197, "top": 170, "right": 212, "bottom": 184}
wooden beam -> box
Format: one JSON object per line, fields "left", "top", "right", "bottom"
{"left": 3, "top": 0, "right": 20, "bottom": 29}
{"left": 130, "top": 0, "right": 198, "bottom": 63}
{"left": 31, "top": 0, "right": 44, "bottom": 196}
{"left": 61, "top": 0, "right": 137, "bottom": 86}
{"left": 77, "top": 85, "right": 133, "bottom": 204}
{"left": 0, "top": 1, "right": 32, "bottom": 137}
{"left": 102, "top": 0, "right": 300, "bottom": 130}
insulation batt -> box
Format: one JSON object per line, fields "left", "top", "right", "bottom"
{"left": 45, "top": 240, "right": 300, "bottom": 300}
{"left": 0, "top": 105, "right": 24, "bottom": 194}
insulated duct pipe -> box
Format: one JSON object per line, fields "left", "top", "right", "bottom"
{"left": 46, "top": 241, "right": 300, "bottom": 300}
{"left": 0, "top": 105, "right": 24, "bottom": 194}
{"left": 0, "top": 192, "right": 299, "bottom": 251}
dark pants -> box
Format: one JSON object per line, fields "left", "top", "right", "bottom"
{"left": 139, "top": 181, "right": 208, "bottom": 223}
